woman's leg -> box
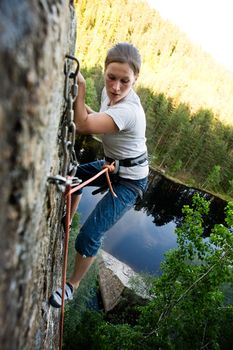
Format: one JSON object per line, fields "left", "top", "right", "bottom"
{"left": 49, "top": 179, "right": 146, "bottom": 307}
{"left": 69, "top": 182, "right": 139, "bottom": 289}
{"left": 70, "top": 194, "right": 82, "bottom": 221}
{"left": 69, "top": 252, "right": 95, "bottom": 289}
{"left": 67, "top": 160, "right": 108, "bottom": 286}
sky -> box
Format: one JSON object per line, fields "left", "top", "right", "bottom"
{"left": 146, "top": 0, "right": 233, "bottom": 72}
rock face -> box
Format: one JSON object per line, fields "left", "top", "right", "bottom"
{"left": 0, "top": 1, "right": 76, "bottom": 349}
{"left": 98, "top": 250, "right": 150, "bottom": 313}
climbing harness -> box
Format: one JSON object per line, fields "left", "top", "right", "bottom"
{"left": 47, "top": 54, "right": 117, "bottom": 350}
{"left": 105, "top": 151, "right": 148, "bottom": 168}
{"left": 92, "top": 153, "right": 148, "bottom": 197}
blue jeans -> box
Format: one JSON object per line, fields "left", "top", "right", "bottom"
{"left": 74, "top": 160, "right": 148, "bottom": 257}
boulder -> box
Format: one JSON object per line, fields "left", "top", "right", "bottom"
{"left": 98, "top": 250, "right": 150, "bottom": 313}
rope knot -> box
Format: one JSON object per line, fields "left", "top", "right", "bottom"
{"left": 102, "top": 161, "right": 115, "bottom": 173}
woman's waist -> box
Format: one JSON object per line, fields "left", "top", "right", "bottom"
{"left": 104, "top": 151, "right": 148, "bottom": 167}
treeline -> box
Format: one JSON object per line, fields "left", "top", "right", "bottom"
{"left": 74, "top": 0, "right": 233, "bottom": 198}
{"left": 139, "top": 87, "right": 233, "bottom": 197}
{"left": 74, "top": 0, "right": 233, "bottom": 124}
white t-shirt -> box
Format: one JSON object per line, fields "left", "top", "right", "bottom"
{"left": 100, "top": 87, "right": 149, "bottom": 180}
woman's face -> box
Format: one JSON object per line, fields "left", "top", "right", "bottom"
{"left": 104, "top": 62, "right": 137, "bottom": 105}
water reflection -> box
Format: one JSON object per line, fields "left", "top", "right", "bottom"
{"left": 75, "top": 136, "right": 227, "bottom": 275}
{"left": 137, "top": 173, "right": 226, "bottom": 234}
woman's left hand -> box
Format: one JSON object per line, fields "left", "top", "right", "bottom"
{"left": 77, "top": 71, "right": 86, "bottom": 85}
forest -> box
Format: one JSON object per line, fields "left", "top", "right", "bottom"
{"left": 74, "top": 0, "right": 233, "bottom": 199}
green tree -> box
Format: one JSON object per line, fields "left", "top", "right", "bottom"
{"left": 203, "top": 165, "right": 221, "bottom": 191}
{"left": 228, "top": 179, "right": 233, "bottom": 196}
{"left": 136, "top": 195, "right": 233, "bottom": 349}
{"left": 85, "top": 76, "right": 99, "bottom": 111}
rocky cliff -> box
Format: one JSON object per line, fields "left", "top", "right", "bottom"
{"left": 0, "top": 1, "right": 76, "bottom": 349}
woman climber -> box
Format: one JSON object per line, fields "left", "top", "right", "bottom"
{"left": 49, "top": 42, "right": 149, "bottom": 308}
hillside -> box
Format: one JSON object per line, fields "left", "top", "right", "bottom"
{"left": 75, "top": 0, "right": 233, "bottom": 125}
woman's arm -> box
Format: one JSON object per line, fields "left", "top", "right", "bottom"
{"left": 74, "top": 72, "right": 118, "bottom": 135}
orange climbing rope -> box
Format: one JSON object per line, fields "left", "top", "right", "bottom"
{"left": 59, "top": 162, "right": 116, "bottom": 350}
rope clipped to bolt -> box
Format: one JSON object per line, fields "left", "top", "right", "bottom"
{"left": 47, "top": 55, "right": 117, "bottom": 350}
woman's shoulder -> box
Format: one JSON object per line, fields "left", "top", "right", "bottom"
{"left": 126, "top": 89, "right": 140, "bottom": 104}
